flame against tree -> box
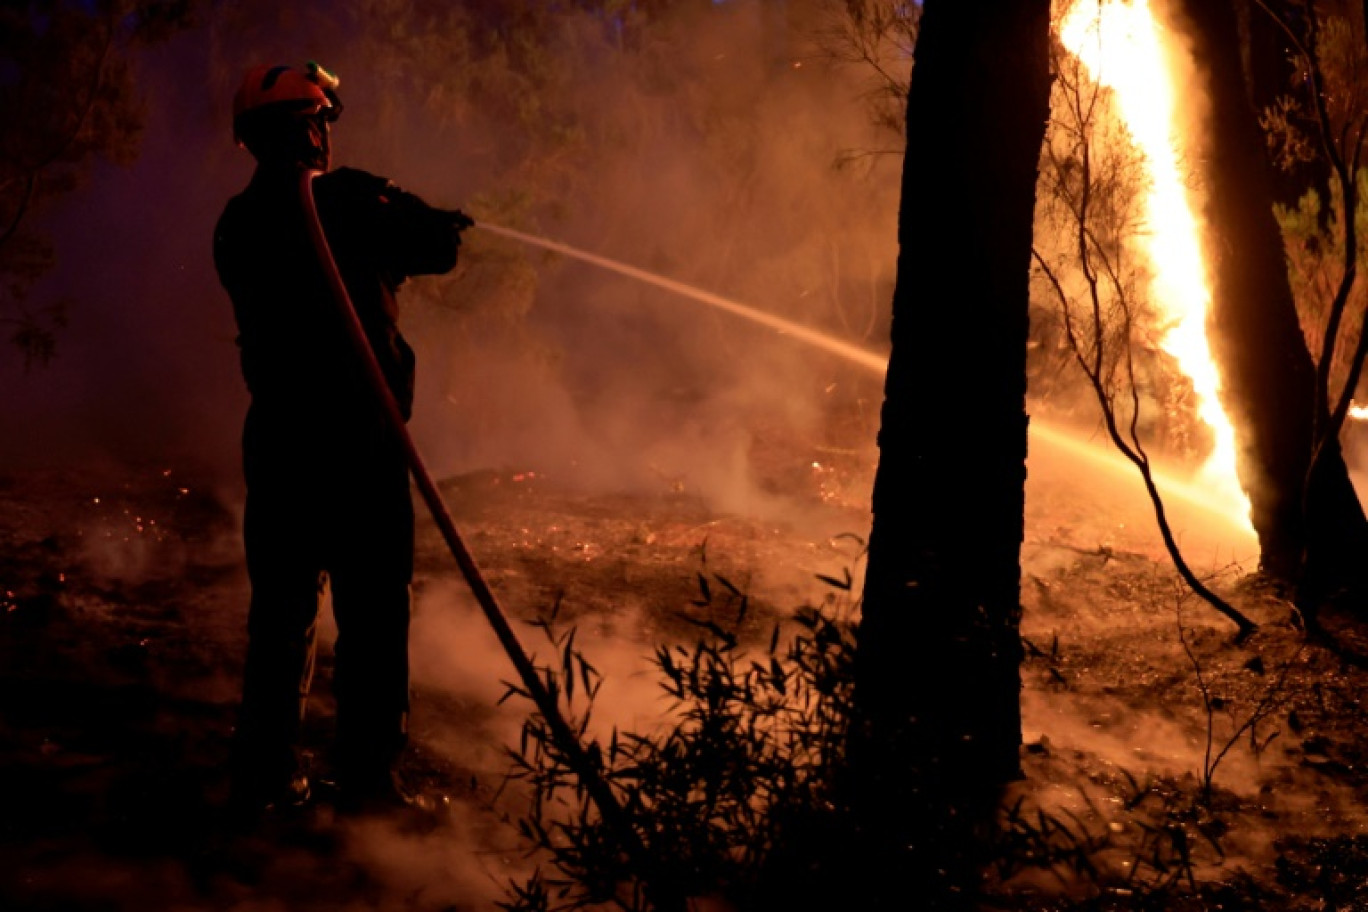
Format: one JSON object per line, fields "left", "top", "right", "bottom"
{"left": 1059, "top": 0, "right": 1249, "bottom": 524}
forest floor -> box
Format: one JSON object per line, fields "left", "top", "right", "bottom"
{"left": 1, "top": 418, "right": 1367, "bottom": 911}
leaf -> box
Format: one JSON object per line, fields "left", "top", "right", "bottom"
{"left": 815, "top": 568, "right": 852, "bottom": 591}
{"left": 684, "top": 616, "right": 738, "bottom": 649}
{"left": 770, "top": 657, "right": 787, "bottom": 696}
{"left": 562, "top": 628, "right": 578, "bottom": 700}
{"left": 500, "top": 681, "right": 530, "bottom": 705}
{"left": 578, "top": 654, "right": 596, "bottom": 697}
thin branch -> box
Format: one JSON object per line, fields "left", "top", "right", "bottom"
{"left": 1034, "top": 55, "right": 1257, "bottom": 638}
{"left": 1286, "top": 7, "right": 1362, "bottom": 441}
{"left": 1174, "top": 600, "right": 1216, "bottom": 798}
{"left": 1350, "top": 113, "right": 1368, "bottom": 177}
{"left": 1204, "top": 656, "right": 1294, "bottom": 797}
{"left": 1037, "top": 246, "right": 1253, "bottom": 638}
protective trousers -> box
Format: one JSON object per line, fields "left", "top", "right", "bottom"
{"left": 231, "top": 404, "right": 414, "bottom": 798}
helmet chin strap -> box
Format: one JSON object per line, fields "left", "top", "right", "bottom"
{"left": 304, "top": 118, "right": 330, "bottom": 171}
{"left": 263, "top": 118, "right": 328, "bottom": 171}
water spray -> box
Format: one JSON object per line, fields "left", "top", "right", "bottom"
{"left": 476, "top": 222, "right": 890, "bottom": 374}
{"left": 474, "top": 223, "right": 1256, "bottom": 535}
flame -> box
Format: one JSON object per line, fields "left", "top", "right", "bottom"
{"left": 1060, "top": 0, "right": 1249, "bottom": 525}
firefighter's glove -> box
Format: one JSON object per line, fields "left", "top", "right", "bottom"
{"left": 448, "top": 209, "right": 475, "bottom": 234}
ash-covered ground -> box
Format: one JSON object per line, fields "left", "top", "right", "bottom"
{"left": 1, "top": 417, "right": 1366, "bottom": 911}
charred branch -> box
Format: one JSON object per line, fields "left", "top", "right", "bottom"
{"left": 1033, "top": 250, "right": 1256, "bottom": 640}
{"left": 1036, "top": 37, "right": 1256, "bottom": 637}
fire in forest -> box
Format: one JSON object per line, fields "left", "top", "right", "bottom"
{"left": 1060, "top": 0, "right": 1250, "bottom": 524}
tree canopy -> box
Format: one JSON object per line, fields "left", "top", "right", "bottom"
{"left": 0, "top": 0, "right": 197, "bottom": 367}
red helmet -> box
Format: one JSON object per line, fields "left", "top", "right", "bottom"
{"left": 232, "top": 62, "right": 342, "bottom": 143}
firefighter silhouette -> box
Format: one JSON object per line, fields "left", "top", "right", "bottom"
{"left": 214, "top": 62, "right": 470, "bottom": 812}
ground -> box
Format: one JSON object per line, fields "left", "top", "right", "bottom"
{"left": 1, "top": 417, "right": 1366, "bottom": 911}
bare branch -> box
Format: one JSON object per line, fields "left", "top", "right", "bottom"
{"left": 1036, "top": 44, "right": 1257, "bottom": 637}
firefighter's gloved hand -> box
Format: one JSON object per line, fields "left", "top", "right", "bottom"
{"left": 448, "top": 209, "right": 475, "bottom": 233}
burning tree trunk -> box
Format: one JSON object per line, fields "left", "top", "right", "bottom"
{"left": 1179, "top": 0, "right": 1368, "bottom": 595}
{"left": 853, "top": 0, "right": 1051, "bottom": 904}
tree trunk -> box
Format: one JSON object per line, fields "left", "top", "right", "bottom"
{"left": 1179, "top": 0, "right": 1368, "bottom": 593}
{"left": 852, "top": 0, "right": 1051, "bottom": 905}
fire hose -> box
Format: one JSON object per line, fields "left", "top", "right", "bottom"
{"left": 298, "top": 171, "right": 676, "bottom": 908}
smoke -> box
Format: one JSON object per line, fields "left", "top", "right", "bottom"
{"left": 335, "top": 812, "right": 528, "bottom": 911}
{"left": 385, "top": 1, "right": 901, "bottom": 512}
{"left": 408, "top": 578, "right": 689, "bottom": 754}
{"left": 360, "top": 581, "right": 697, "bottom": 909}
{"left": 0, "top": 0, "right": 900, "bottom": 523}
{"left": 1026, "top": 421, "right": 1260, "bottom": 572}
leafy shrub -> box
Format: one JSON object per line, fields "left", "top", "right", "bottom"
{"left": 498, "top": 575, "right": 859, "bottom": 912}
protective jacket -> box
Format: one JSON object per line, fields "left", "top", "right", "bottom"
{"left": 214, "top": 163, "right": 462, "bottom": 801}
{"left": 214, "top": 165, "right": 460, "bottom": 421}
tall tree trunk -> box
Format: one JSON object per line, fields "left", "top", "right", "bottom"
{"left": 1178, "top": 0, "right": 1368, "bottom": 594}
{"left": 853, "top": 0, "right": 1051, "bottom": 905}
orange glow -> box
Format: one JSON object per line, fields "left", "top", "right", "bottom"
{"left": 1060, "top": 0, "right": 1250, "bottom": 526}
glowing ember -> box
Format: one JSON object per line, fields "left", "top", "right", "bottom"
{"left": 1060, "top": 0, "right": 1249, "bottom": 524}
{"left": 1350, "top": 402, "right": 1368, "bottom": 421}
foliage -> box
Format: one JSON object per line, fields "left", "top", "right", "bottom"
{"left": 1029, "top": 32, "right": 1209, "bottom": 461}
{"left": 340, "top": 0, "right": 900, "bottom": 348}
{"left": 0, "top": 0, "right": 198, "bottom": 367}
{"left": 1257, "top": 2, "right": 1368, "bottom": 458}
{"left": 499, "top": 572, "right": 860, "bottom": 911}
{"left": 1034, "top": 38, "right": 1157, "bottom": 410}
{"left": 812, "top": 0, "right": 920, "bottom": 151}
{"left": 1260, "top": 9, "right": 1368, "bottom": 177}
{"left": 1272, "top": 169, "right": 1368, "bottom": 406}
{"left": 31, "top": 0, "right": 897, "bottom": 382}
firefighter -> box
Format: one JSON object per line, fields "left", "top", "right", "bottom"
{"left": 214, "top": 62, "right": 470, "bottom": 814}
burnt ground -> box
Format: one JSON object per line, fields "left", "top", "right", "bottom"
{"left": 1, "top": 423, "right": 1367, "bottom": 911}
